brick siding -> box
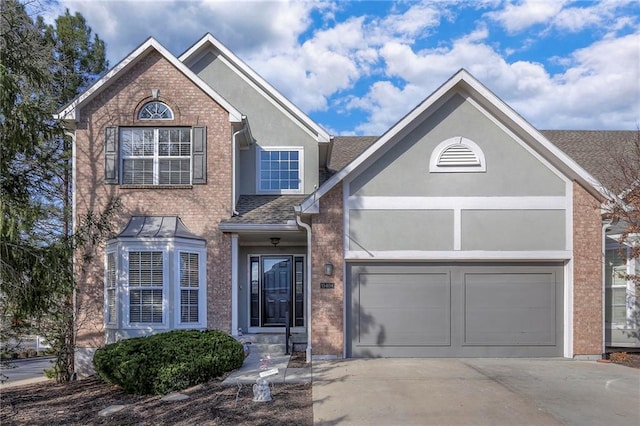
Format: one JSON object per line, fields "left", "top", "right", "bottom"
{"left": 310, "top": 184, "right": 345, "bottom": 357}
{"left": 572, "top": 181, "right": 604, "bottom": 356}
{"left": 74, "top": 50, "right": 233, "bottom": 348}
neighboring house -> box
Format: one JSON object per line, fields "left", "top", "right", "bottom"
{"left": 55, "top": 34, "right": 639, "bottom": 374}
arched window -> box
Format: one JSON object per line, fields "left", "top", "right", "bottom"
{"left": 138, "top": 101, "right": 174, "bottom": 120}
{"left": 429, "top": 137, "right": 486, "bottom": 173}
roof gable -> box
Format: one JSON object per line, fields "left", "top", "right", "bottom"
{"left": 180, "top": 33, "right": 330, "bottom": 143}
{"left": 299, "top": 69, "right": 607, "bottom": 213}
{"left": 55, "top": 37, "right": 242, "bottom": 124}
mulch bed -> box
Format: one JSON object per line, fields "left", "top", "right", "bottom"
{"left": 0, "top": 351, "right": 312, "bottom": 425}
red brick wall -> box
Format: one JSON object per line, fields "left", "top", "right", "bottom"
{"left": 310, "top": 184, "right": 345, "bottom": 357}
{"left": 74, "top": 50, "right": 233, "bottom": 348}
{"left": 572, "top": 181, "right": 603, "bottom": 356}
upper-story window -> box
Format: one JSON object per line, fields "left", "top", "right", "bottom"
{"left": 104, "top": 126, "right": 207, "bottom": 186}
{"left": 257, "top": 147, "right": 303, "bottom": 193}
{"left": 138, "top": 101, "right": 173, "bottom": 120}
{"left": 121, "top": 128, "right": 191, "bottom": 185}
{"left": 429, "top": 137, "right": 486, "bottom": 173}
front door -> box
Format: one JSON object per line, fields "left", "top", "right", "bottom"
{"left": 263, "top": 257, "right": 291, "bottom": 325}
{"left": 249, "top": 255, "right": 305, "bottom": 328}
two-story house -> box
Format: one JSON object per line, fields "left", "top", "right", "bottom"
{"left": 55, "top": 34, "right": 639, "bottom": 374}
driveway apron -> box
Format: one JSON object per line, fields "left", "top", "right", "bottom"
{"left": 312, "top": 358, "right": 640, "bottom": 426}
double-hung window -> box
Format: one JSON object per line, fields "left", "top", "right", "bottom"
{"left": 121, "top": 128, "right": 192, "bottom": 185}
{"left": 258, "top": 147, "right": 303, "bottom": 193}
{"left": 105, "top": 252, "right": 117, "bottom": 325}
{"left": 128, "top": 251, "right": 164, "bottom": 324}
{"left": 179, "top": 252, "right": 200, "bottom": 324}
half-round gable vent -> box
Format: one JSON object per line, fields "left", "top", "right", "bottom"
{"left": 430, "top": 137, "right": 486, "bottom": 173}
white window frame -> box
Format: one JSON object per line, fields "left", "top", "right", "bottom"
{"left": 120, "top": 127, "right": 192, "bottom": 185}
{"left": 256, "top": 146, "right": 304, "bottom": 194}
{"left": 429, "top": 137, "right": 486, "bottom": 173}
{"left": 104, "top": 251, "right": 117, "bottom": 328}
{"left": 123, "top": 246, "right": 170, "bottom": 329}
{"left": 174, "top": 248, "right": 207, "bottom": 328}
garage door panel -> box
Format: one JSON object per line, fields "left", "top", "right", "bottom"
{"left": 348, "top": 263, "right": 563, "bottom": 357}
{"left": 354, "top": 273, "right": 450, "bottom": 347}
{"left": 464, "top": 272, "right": 556, "bottom": 346}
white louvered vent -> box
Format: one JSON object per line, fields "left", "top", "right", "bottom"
{"left": 429, "top": 137, "right": 486, "bottom": 173}
{"left": 438, "top": 144, "right": 480, "bottom": 166}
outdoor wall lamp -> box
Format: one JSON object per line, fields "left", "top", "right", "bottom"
{"left": 270, "top": 237, "right": 280, "bottom": 247}
{"left": 324, "top": 261, "right": 334, "bottom": 276}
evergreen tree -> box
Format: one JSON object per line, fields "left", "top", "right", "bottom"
{"left": 1, "top": 0, "right": 114, "bottom": 381}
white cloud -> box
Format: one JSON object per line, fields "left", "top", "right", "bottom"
{"left": 350, "top": 27, "right": 639, "bottom": 133}
{"left": 486, "top": 0, "right": 568, "bottom": 33}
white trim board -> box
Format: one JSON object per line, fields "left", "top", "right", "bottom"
{"left": 346, "top": 196, "right": 568, "bottom": 210}
{"left": 344, "top": 250, "right": 573, "bottom": 260}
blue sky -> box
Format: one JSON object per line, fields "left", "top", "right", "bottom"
{"left": 41, "top": 0, "right": 640, "bottom": 135}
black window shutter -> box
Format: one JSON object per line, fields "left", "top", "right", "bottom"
{"left": 104, "top": 127, "right": 119, "bottom": 184}
{"left": 192, "top": 126, "right": 207, "bottom": 184}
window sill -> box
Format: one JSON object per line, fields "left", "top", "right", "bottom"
{"left": 119, "top": 185, "right": 193, "bottom": 190}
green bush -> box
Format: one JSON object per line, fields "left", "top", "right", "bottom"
{"left": 93, "top": 330, "right": 244, "bottom": 395}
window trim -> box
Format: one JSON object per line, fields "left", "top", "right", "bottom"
{"left": 429, "top": 137, "right": 486, "bottom": 173}
{"left": 174, "top": 248, "right": 208, "bottom": 328}
{"left": 256, "top": 146, "right": 304, "bottom": 194}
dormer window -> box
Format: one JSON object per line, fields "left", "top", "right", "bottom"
{"left": 138, "top": 101, "right": 174, "bottom": 120}
{"left": 429, "top": 137, "right": 486, "bottom": 173}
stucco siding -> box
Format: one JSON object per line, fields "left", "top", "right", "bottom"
{"left": 348, "top": 210, "right": 454, "bottom": 251}
{"left": 191, "top": 52, "right": 320, "bottom": 194}
{"left": 349, "top": 94, "right": 566, "bottom": 198}
{"left": 461, "top": 210, "right": 566, "bottom": 251}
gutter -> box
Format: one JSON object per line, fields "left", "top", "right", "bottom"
{"left": 296, "top": 214, "right": 313, "bottom": 363}
{"left": 602, "top": 221, "right": 611, "bottom": 358}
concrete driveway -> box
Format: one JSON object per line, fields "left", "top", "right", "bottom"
{"left": 312, "top": 358, "right": 640, "bottom": 425}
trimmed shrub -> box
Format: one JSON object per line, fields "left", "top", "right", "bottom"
{"left": 93, "top": 330, "right": 244, "bottom": 395}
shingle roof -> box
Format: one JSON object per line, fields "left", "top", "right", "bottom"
{"left": 328, "top": 136, "right": 378, "bottom": 172}
{"left": 541, "top": 130, "right": 638, "bottom": 191}
{"left": 221, "top": 195, "right": 307, "bottom": 225}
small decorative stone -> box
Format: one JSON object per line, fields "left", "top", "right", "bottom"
{"left": 161, "top": 393, "right": 190, "bottom": 402}
{"left": 98, "top": 405, "right": 128, "bottom": 417}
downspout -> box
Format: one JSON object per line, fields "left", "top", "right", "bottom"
{"left": 296, "top": 214, "right": 313, "bottom": 363}
{"left": 601, "top": 221, "right": 612, "bottom": 358}
{"left": 231, "top": 117, "right": 248, "bottom": 216}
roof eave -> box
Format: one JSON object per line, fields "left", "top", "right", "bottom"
{"left": 180, "top": 33, "right": 330, "bottom": 142}
{"left": 55, "top": 37, "right": 243, "bottom": 125}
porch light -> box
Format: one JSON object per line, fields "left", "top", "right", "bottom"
{"left": 324, "top": 261, "right": 334, "bottom": 276}
{"left": 270, "top": 237, "right": 280, "bottom": 247}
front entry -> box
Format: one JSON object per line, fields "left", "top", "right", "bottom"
{"left": 250, "top": 255, "right": 305, "bottom": 328}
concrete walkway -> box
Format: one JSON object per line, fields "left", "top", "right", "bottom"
{"left": 312, "top": 358, "right": 640, "bottom": 425}
{"left": 222, "top": 351, "right": 311, "bottom": 385}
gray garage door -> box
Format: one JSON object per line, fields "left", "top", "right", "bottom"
{"left": 347, "top": 263, "right": 563, "bottom": 357}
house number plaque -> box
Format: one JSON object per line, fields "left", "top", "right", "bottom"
{"left": 320, "top": 282, "right": 335, "bottom": 289}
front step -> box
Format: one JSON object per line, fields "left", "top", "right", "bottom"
{"left": 236, "top": 333, "right": 307, "bottom": 356}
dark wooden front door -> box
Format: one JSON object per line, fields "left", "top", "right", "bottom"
{"left": 262, "top": 257, "right": 291, "bottom": 325}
